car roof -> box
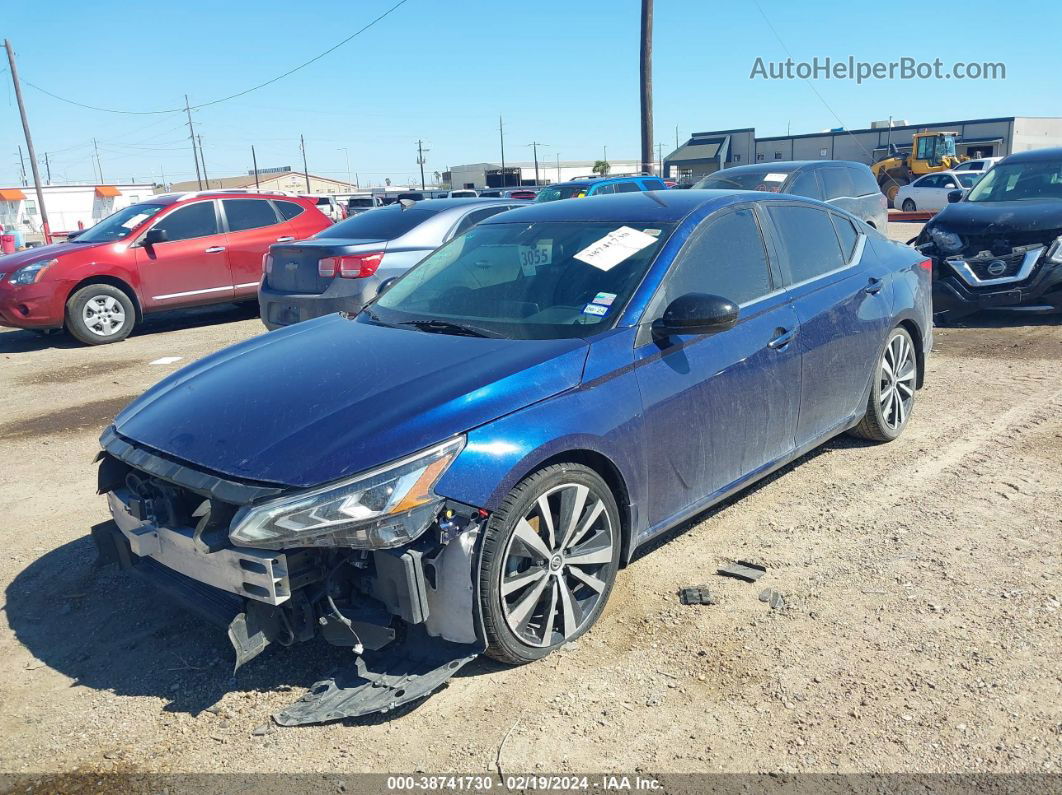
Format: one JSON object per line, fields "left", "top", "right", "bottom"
{"left": 547, "top": 175, "right": 655, "bottom": 188}
{"left": 480, "top": 189, "right": 777, "bottom": 225}
{"left": 1001, "top": 147, "right": 1062, "bottom": 164}
{"left": 400, "top": 197, "right": 520, "bottom": 211}
{"left": 706, "top": 160, "right": 869, "bottom": 177}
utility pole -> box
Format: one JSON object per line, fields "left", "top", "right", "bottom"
{"left": 184, "top": 95, "right": 203, "bottom": 190}
{"left": 43, "top": 152, "right": 51, "bottom": 184}
{"left": 300, "top": 134, "right": 311, "bottom": 192}
{"left": 675, "top": 125, "right": 679, "bottom": 150}
{"left": 655, "top": 142, "right": 664, "bottom": 177}
{"left": 6, "top": 40, "right": 52, "bottom": 242}
{"left": 17, "top": 145, "right": 27, "bottom": 186}
{"left": 338, "top": 147, "right": 353, "bottom": 188}
{"left": 556, "top": 153, "right": 561, "bottom": 183}
{"left": 498, "top": 116, "right": 506, "bottom": 187}
{"left": 527, "top": 142, "right": 547, "bottom": 185}
{"left": 160, "top": 164, "right": 167, "bottom": 191}
{"left": 415, "top": 139, "right": 428, "bottom": 190}
{"left": 92, "top": 138, "right": 104, "bottom": 183}
{"left": 197, "top": 135, "right": 210, "bottom": 188}
{"left": 639, "top": 0, "right": 654, "bottom": 176}
{"left": 603, "top": 145, "right": 607, "bottom": 164}
{"left": 251, "top": 145, "right": 260, "bottom": 190}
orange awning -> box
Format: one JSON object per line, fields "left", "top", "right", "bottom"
{"left": 95, "top": 185, "right": 121, "bottom": 198}
{"left": 0, "top": 188, "right": 26, "bottom": 201}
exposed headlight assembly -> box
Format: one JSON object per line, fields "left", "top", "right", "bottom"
{"left": 1046, "top": 235, "right": 1062, "bottom": 265}
{"left": 229, "top": 436, "right": 465, "bottom": 550}
{"left": 9, "top": 258, "right": 57, "bottom": 285}
{"left": 928, "top": 227, "right": 962, "bottom": 255}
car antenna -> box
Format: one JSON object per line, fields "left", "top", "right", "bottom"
{"left": 399, "top": 198, "right": 416, "bottom": 209}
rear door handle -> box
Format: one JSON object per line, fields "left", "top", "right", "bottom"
{"left": 864, "top": 277, "right": 884, "bottom": 295}
{"left": 204, "top": 246, "right": 226, "bottom": 253}
{"left": 768, "top": 328, "right": 797, "bottom": 350}
{"left": 275, "top": 236, "right": 295, "bottom": 242}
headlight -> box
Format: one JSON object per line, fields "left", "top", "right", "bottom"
{"left": 928, "top": 227, "right": 962, "bottom": 255}
{"left": 229, "top": 436, "right": 465, "bottom": 549}
{"left": 9, "top": 258, "right": 57, "bottom": 285}
{"left": 1046, "top": 235, "right": 1062, "bottom": 265}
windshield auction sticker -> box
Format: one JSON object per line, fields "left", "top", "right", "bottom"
{"left": 574, "top": 226, "right": 658, "bottom": 272}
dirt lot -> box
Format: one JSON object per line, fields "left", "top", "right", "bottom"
{"left": 0, "top": 242, "right": 1059, "bottom": 778}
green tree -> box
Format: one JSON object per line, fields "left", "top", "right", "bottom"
{"left": 592, "top": 160, "right": 611, "bottom": 176}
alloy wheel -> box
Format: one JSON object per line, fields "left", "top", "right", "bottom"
{"left": 82, "top": 294, "right": 127, "bottom": 337}
{"left": 879, "top": 332, "right": 916, "bottom": 430}
{"left": 500, "top": 482, "right": 616, "bottom": 648}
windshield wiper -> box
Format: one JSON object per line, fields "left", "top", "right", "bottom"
{"left": 398, "top": 319, "right": 503, "bottom": 338}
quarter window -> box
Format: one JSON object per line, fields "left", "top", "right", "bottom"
{"left": 275, "top": 200, "right": 305, "bottom": 220}
{"left": 223, "top": 199, "right": 279, "bottom": 232}
{"left": 820, "top": 168, "right": 854, "bottom": 200}
{"left": 785, "top": 170, "right": 823, "bottom": 200}
{"left": 152, "top": 201, "right": 218, "bottom": 241}
{"left": 847, "top": 165, "right": 880, "bottom": 196}
{"left": 661, "top": 207, "right": 773, "bottom": 307}
{"left": 766, "top": 204, "right": 845, "bottom": 283}
{"left": 830, "top": 213, "right": 860, "bottom": 261}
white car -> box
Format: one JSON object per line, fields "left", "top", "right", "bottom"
{"left": 953, "top": 157, "right": 1001, "bottom": 174}
{"left": 895, "top": 170, "right": 981, "bottom": 212}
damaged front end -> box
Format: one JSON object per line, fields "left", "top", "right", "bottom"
{"left": 91, "top": 427, "right": 486, "bottom": 725}
{"left": 917, "top": 225, "right": 1062, "bottom": 319}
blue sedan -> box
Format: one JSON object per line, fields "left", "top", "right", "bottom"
{"left": 92, "top": 189, "right": 932, "bottom": 723}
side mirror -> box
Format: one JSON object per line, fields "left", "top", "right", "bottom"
{"left": 947, "top": 189, "right": 964, "bottom": 204}
{"left": 653, "top": 293, "right": 739, "bottom": 338}
{"left": 376, "top": 276, "right": 398, "bottom": 296}
{"left": 65, "top": 229, "right": 83, "bottom": 241}
{"left": 143, "top": 228, "right": 168, "bottom": 247}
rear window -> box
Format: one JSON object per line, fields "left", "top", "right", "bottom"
{"left": 348, "top": 197, "right": 374, "bottom": 208}
{"left": 847, "top": 165, "right": 880, "bottom": 196}
{"left": 275, "top": 200, "right": 305, "bottom": 220}
{"left": 695, "top": 169, "right": 792, "bottom": 192}
{"left": 316, "top": 206, "right": 437, "bottom": 240}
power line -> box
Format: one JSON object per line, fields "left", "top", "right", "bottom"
{"left": 20, "top": 0, "right": 412, "bottom": 116}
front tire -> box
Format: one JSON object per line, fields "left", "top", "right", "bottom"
{"left": 65, "top": 284, "right": 135, "bottom": 345}
{"left": 849, "top": 326, "right": 918, "bottom": 442}
{"left": 479, "top": 464, "right": 621, "bottom": 664}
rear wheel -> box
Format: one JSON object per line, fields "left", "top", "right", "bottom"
{"left": 901, "top": 199, "right": 916, "bottom": 212}
{"left": 65, "top": 284, "right": 135, "bottom": 345}
{"left": 479, "top": 464, "right": 621, "bottom": 664}
{"left": 850, "top": 326, "right": 918, "bottom": 442}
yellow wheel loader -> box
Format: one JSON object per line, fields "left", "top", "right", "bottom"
{"left": 871, "top": 131, "right": 968, "bottom": 207}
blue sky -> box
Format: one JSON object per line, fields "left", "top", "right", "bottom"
{"left": 2, "top": 0, "right": 1058, "bottom": 187}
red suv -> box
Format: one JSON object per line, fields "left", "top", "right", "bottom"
{"left": 0, "top": 191, "right": 331, "bottom": 344}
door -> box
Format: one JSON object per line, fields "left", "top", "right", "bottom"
{"left": 134, "top": 200, "right": 234, "bottom": 310}
{"left": 634, "top": 205, "right": 800, "bottom": 526}
{"left": 763, "top": 203, "right": 891, "bottom": 448}
{"left": 909, "top": 174, "right": 940, "bottom": 207}
{"left": 220, "top": 198, "right": 291, "bottom": 298}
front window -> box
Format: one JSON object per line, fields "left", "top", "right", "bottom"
{"left": 74, "top": 203, "right": 165, "bottom": 243}
{"left": 369, "top": 221, "right": 674, "bottom": 340}
{"left": 693, "top": 170, "right": 790, "bottom": 192}
{"left": 535, "top": 185, "right": 588, "bottom": 202}
{"left": 965, "top": 160, "right": 1062, "bottom": 202}
{"left": 956, "top": 173, "right": 980, "bottom": 189}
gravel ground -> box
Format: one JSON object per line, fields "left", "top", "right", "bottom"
{"left": 0, "top": 233, "right": 1059, "bottom": 779}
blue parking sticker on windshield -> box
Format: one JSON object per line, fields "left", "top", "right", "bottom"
{"left": 592, "top": 292, "right": 617, "bottom": 306}
{"left": 582, "top": 303, "right": 609, "bottom": 317}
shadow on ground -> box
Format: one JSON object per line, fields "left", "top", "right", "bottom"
{"left": 4, "top": 534, "right": 352, "bottom": 718}
{"left": 0, "top": 302, "right": 260, "bottom": 355}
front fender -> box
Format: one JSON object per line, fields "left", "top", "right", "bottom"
{"left": 435, "top": 328, "right": 646, "bottom": 539}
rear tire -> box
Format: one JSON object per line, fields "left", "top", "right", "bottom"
{"left": 901, "top": 199, "right": 916, "bottom": 212}
{"left": 479, "top": 464, "right": 621, "bottom": 665}
{"left": 65, "top": 284, "right": 135, "bottom": 345}
{"left": 849, "top": 326, "right": 917, "bottom": 442}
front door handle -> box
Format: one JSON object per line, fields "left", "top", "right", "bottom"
{"left": 768, "top": 328, "right": 797, "bottom": 350}
{"left": 864, "top": 277, "right": 884, "bottom": 295}
{"left": 275, "top": 236, "right": 295, "bottom": 242}
{"left": 204, "top": 246, "right": 226, "bottom": 253}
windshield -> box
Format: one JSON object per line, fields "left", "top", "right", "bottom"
{"left": 75, "top": 203, "right": 165, "bottom": 243}
{"left": 535, "top": 185, "right": 587, "bottom": 202}
{"left": 316, "top": 206, "right": 436, "bottom": 239}
{"left": 693, "top": 170, "right": 790, "bottom": 192}
{"left": 369, "top": 220, "right": 674, "bottom": 340}
{"left": 965, "top": 160, "right": 1062, "bottom": 202}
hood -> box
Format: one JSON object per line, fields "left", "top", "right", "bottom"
{"left": 0, "top": 240, "right": 96, "bottom": 273}
{"left": 928, "top": 200, "right": 1062, "bottom": 238}
{"left": 112, "top": 314, "right": 589, "bottom": 488}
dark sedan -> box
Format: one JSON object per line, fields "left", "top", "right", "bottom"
{"left": 92, "top": 189, "right": 931, "bottom": 724}
{"left": 258, "top": 198, "right": 525, "bottom": 329}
